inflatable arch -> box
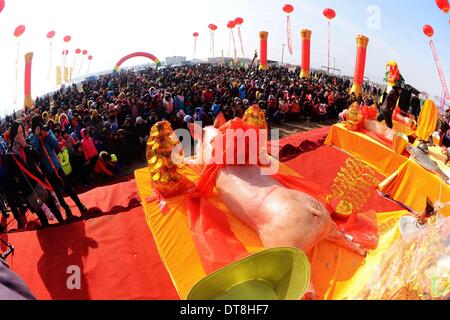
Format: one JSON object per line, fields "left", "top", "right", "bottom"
{"left": 113, "top": 52, "right": 161, "bottom": 72}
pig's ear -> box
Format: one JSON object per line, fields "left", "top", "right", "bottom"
{"left": 188, "top": 123, "right": 203, "bottom": 141}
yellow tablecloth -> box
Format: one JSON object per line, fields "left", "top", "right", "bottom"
{"left": 325, "top": 124, "right": 407, "bottom": 176}
{"left": 379, "top": 156, "right": 450, "bottom": 217}
{"left": 326, "top": 124, "right": 450, "bottom": 217}
{"left": 135, "top": 167, "right": 409, "bottom": 300}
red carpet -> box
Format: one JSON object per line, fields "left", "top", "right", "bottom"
{"left": 3, "top": 176, "right": 140, "bottom": 232}
{"left": 1, "top": 207, "right": 179, "bottom": 300}
{"left": 283, "top": 145, "right": 400, "bottom": 213}
{"left": 0, "top": 178, "right": 179, "bottom": 300}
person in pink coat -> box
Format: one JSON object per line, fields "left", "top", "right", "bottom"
{"left": 80, "top": 128, "right": 98, "bottom": 177}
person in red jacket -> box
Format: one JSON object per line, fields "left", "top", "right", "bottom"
{"left": 80, "top": 129, "right": 98, "bottom": 178}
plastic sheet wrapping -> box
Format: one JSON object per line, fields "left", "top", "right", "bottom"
{"left": 353, "top": 217, "right": 449, "bottom": 300}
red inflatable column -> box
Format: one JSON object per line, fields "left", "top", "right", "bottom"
{"left": 24, "top": 52, "right": 34, "bottom": 109}
{"left": 259, "top": 31, "right": 269, "bottom": 71}
{"left": 300, "top": 29, "right": 312, "bottom": 79}
{"left": 350, "top": 35, "right": 369, "bottom": 97}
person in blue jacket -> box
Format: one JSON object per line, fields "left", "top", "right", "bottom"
{"left": 30, "top": 116, "right": 87, "bottom": 220}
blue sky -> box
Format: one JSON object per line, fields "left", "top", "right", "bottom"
{"left": 0, "top": 0, "right": 448, "bottom": 114}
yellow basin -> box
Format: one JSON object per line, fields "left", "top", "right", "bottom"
{"left": 187, "top": 247, "right": 311, "bottom": 301}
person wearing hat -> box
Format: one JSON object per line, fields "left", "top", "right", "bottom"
{"left": 30, "top": 115, "right": 88, "bottom": 219}
{"left": 68, "top": 112, "right": 83, "bottom": 140}
{"left": 6, "top": 121, "right": 64, "bottom": 228}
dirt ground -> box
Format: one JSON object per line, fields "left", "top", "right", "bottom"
{"left": 271, "top": 118, "right": 338, "bottom": 139}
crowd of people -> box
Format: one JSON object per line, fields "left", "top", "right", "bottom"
{"left": 0, "top": 64, "right": 388, "bottom": 231}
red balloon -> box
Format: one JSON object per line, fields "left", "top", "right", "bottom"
{"left": 208, "top": 24, "right": 218, "bottom": 31}
{"left": 435, "top": 0, "right": 450, "bottom": 13}
{"left": 227, "top": 20, "right": 236, "bottom": 29}
{"left": 423, "top": 24, "right": 434, "bottom": 37}
{"left": 283, "top": 4, "right": 294, "bottom": 14}
{"left": 82, "top": 50, "right": 88, "bottom": 55}
{"left": 88, "top": 55, "right": 93, "bottom": 61}
{"left": 323, "top": 8, "right": 336, "bottom": 20}
{"left": 76, "top": 48, "right": 81, "bottom": 54}
{"left": 47, "top": 31, "right": 55, "bottom": 39}
{"left": 14, "top": 25, "right": 26, "bottom": 38}
{"left": 235, "top": 17, "right": 244, "bottom": 25}
{"left": 63, "top": 35, "right": 71, "bottom": 42}
{"left": 193, "top": 32, "right": 199, "bottom": 37}
{"left": 0, "top": 0, "right": 5, "bottom": 13}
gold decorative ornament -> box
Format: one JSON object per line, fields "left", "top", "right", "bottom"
{"left": 344, "top": 102, "right": 364, "bottom": 131}
{"left": 326, "top": 157, "right": 380, "bottom": 219}
{"left": 392, "top": 132, "right": 409, "bottom": 154}
{"left": 353, "top": 218, "right": 449, "bottom": 300}
{"left": 242, "top": 105, "right": 268, "bottom": 130}
{"left": 146, "top": 121, "right": 191, "bottom": 197}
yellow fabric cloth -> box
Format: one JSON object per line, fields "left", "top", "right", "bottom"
{"left": 318, "top": 210, "right": 408, "bottom": 300}
{"left": 379, "top": 147, "right": 450, "bottom": 217}
{"left": 135, "top": 165, "right": 410, "bottom": 300}
{"left": 325, "top": 124, "right": 408, "bottom": 176}
{"left": 416, "top": 99, "right": 438, "bottom": 141}
{"left": 135, "top": 167, "right": 263, "bottom": 300}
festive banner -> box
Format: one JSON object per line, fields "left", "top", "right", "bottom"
{"left": 283, "top": 4, "right": 294, "bottom": 55}
{"left": 429, "top": 40, "right": 450, "bottom": 100}
{"left": 208, "top": 24, "right": 217, "bottom": 59}
{"left": 13, "top": 25, "right": 26, "bottom": 106}
{"left": 24, "top": 52, "right": 33, "bottom": 109}
{"left": 64, "top": 66, "right": 69, "bottom": 83}
{"left": 227, "top": 21, "right": 237, "bottom": 62}
{"left": 47, "top": 31, "right": 55, "bottom": 80}
{"left": 323, "top": 8, "right": 336, "bottom": 73}
{"left": 193, "top": 32, "right": 199, "bottom": 60}
{"left": 235, "top": 17, "right": 245, "bottom": 60}
{"left": 56, "top": 65, "right": 62, "bottom": 86}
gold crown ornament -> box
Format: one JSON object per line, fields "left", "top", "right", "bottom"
{"left": 147, "top": 121, "right": 193, "bottom": 197}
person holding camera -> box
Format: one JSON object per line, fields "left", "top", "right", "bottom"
{"left": 5, "top": 121, "right": 64, "bottom": 228}
{"left": 30, "top": 116, "right": 88, "bottom": 220}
